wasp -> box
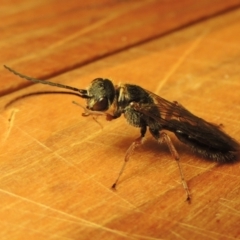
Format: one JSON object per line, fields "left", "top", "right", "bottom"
{"left": 4, "top": 65, "right": 240, "bottom": 202}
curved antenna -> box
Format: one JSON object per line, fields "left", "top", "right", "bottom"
{"left": 4, "top": 65, "right": 88, "bottom": 96}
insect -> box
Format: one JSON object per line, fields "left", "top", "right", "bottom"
{"left": 4, "top": 65, "right": 239, "bottom": 202}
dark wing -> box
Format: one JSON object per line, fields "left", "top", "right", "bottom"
{"left": 133, "top": 89, "right": 239, "bottom": 162}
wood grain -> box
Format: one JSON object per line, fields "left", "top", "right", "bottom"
{"left": 1, "top": 0, "right": 240, "bottom": 95}
{"left": 1, "top": 1, "right": 240, "bottom": 240}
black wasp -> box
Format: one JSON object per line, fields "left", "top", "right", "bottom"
{"left": 4, "top": 65, "right": 239, "bottom": 202}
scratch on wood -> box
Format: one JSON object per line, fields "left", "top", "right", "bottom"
{"left": 2, "top": 109, "right": 19, "bottom": 144}
{"left": 219, "top": 201, "right": 240, "bottom": 216}
{"left": 70, "top": 128, "right": 103, "bottom": 147}
{"left": 15, "top": 126, "right": 138, "bottom": 209}
{"left": 171, "top": 230, "right": 187, "bottom": 240}
{"left": 179, "top": 222, "right": 237, "bottom": 240}
{"left": 155, "top": 31, "right": 209, "bottom": 94}
{"left": 1, "top": 221, "right": 73, "bottom": 240}
{"left": 0, "top": 188, "right": 135, "bottom": 238}
{"left": 131, "top": 233, "right": 164, "bottom": 240}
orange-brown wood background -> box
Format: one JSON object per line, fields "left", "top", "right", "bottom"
{"left": 1, "top": 1, "right": 240, "bottom": 239}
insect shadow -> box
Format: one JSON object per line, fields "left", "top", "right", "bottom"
{"left": 4, "top": 65, "right": 240, "bottom": 202}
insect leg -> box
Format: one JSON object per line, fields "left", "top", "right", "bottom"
{"left": 72, "top": 100, "right": 116, "bottom": 121}
{"left": 159, "top": 132, "right": 191, "bottom": 202}
{"left": 72, "top": 101, "right": 105, "bottom": 117}
{"left": 111, "top": 125, "right": 147, "bottom": 190}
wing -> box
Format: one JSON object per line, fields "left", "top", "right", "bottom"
{"left": 132, "top": 89, "right": 239, "bottom": 162}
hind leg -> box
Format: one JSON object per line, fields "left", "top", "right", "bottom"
{"left": 149, "top": 128, "right": 191, "bottom": 202}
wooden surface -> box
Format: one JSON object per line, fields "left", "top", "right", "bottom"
{"left": 1, "top": 1, "right": 240, "bottom": 239}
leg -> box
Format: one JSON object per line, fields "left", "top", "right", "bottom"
{"left": 159, "top": 132, "right": 191, "bottom": 202}
{"left": 72, "top": 101, "right": 115, "bottom": 121}
{"left": 111, "top": 125, "right": 147, "bottom": 189}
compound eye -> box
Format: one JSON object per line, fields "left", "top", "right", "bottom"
{"left": 92, "top": 97, "right": 108, "bottom": 111}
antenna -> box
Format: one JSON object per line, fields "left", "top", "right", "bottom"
{"left": 4, "top": 65, "right": 88, "bottom": 96}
